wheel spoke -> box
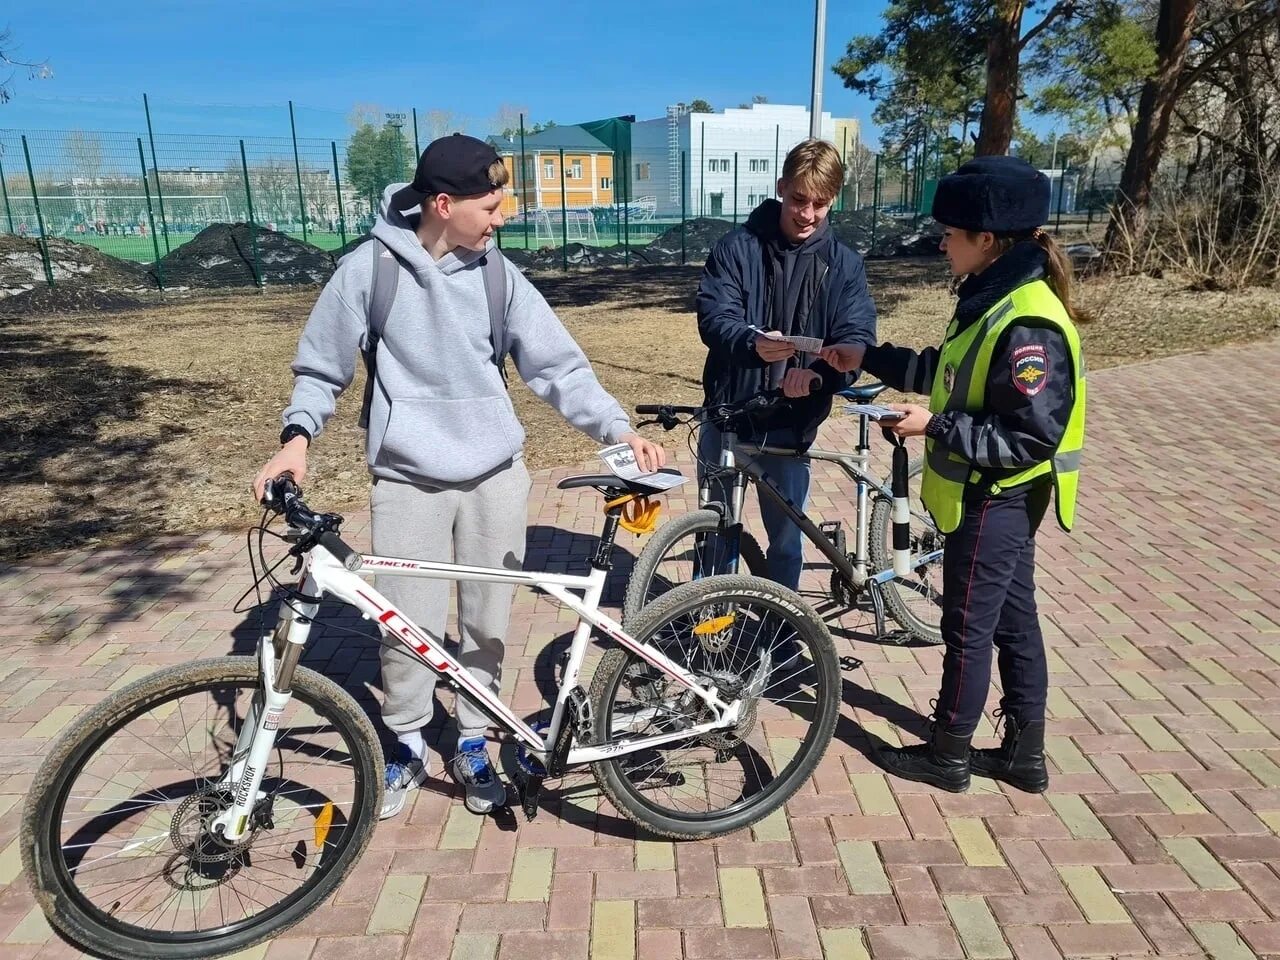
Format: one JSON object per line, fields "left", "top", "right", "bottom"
{"left": 32, "top": 665, "right": 373, "bottom": 949}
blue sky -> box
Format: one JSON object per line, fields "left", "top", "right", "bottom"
{"left": 1, "top": 0, "right": 896, "bottom": 146}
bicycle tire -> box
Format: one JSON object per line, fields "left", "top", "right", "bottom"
{"left": 22, "top": 657, "right": 382, "bottom": 960}
{"left": 868, "top": 456, "right": 945, "bottom": 644}
{"left": 622, "top": 508, "right": 767, "bottom": 626}
{"left": 590, "top": 575, "right": 839, "bottom": 840}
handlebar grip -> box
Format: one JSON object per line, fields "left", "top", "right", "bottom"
{"left": 634, "top": 404, "right": 664, "bottom": 415}
{"left": 263, "top": 473, "right": 300, "bottom": 508}
{"left": 318, "top": 531, "right": 362, "bottom": 572}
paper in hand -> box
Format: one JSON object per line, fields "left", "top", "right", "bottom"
{"left": 782, "top": 335, "right": 825, "bottom": 353}
{"left": 844, "top": 404, "right": 907, "bottom": 421}
{"left": 598, "top": 444, "right": 689, "bottom": 490}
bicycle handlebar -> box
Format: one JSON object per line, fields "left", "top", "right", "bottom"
{"left": 262, "top": 474, "right": 362, "bottom": 571}
{"left": 634, "top": 392, "right": 784, "bottom": 431}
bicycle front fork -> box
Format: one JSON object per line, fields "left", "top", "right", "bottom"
{"left": 696, "top": 431, "right": 751, "bottom": 574}
{"left": 210, "top": 584, "right": 317, "bottom": 842}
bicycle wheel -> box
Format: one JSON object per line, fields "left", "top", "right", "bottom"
{"left": 622, "top": 509, "right": 767, "bottom": 626}
{"left": 22, "top": 657, "right": 382, "bottom": 960}
{"left": 590, "top": 575, "right": 839, "bottom": 840}
{"left": 869, "top": 456, "right": 945, "bottom": 644}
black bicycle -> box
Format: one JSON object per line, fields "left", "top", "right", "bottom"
{"left": 625, "top": 382, "right": 945, "bottom": 644}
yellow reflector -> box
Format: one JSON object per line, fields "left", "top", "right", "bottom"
{"left": 621, "top": 498, "right": 661, "bottom": 535}
{"left": 314, "top": 801, "right": 334, "bottom": 848}
{"left": 692, "top": 614, "right": 735, "bottom": 636}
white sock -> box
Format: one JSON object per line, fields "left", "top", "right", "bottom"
{"left": 397, "top": 729, "right": 425, "bottom": 760}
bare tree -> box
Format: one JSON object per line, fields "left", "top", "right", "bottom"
{"left": 490, "top": 103, "right": 530, "bottom": 139}
{"left": 0, "top": 28, "right": 52, "bottom": 105}
{"left": 845, "top": 139, "right": 877, "bottom": 209}
{"left": 346, "top": 102, "right": 383, "bottom": 130}
{"left": 1101, "top": 0, "right": 1278, "bottom": 256}
{"left": 423, "top": 109, "right": 458, "bottom": 143}
{"left": 64, "top": 130, "right": 104, "bottom": 184}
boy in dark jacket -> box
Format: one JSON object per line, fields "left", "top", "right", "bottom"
{"left": 696, "top": 138, "right": 877, "bottom": 590}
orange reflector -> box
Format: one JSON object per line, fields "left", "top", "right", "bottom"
{"left": 692, "top": 614, "right": 735, "bottom": 636}
{"left": 314, "top": 802, "right": 334, "bottom": 848}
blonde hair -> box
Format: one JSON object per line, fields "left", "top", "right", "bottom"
{"left": 487, "top": 159, "right": 510, "bottom": 189}
{"left": 781, "top": 139, "right": 844, "bottom": 202}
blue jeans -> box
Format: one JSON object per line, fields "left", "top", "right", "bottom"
{"left": 697, "top": 424, "right": 811, "bottom": 591}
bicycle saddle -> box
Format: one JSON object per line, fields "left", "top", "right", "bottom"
{"left": 838, "top": 381, "right": 889, "bottom": 402}
{"left": 557, "top": 468, "right": 684, "bottom": 496}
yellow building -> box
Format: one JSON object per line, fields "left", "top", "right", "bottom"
{"left": 490, "top": 126, "right": 615, "bottom": 217}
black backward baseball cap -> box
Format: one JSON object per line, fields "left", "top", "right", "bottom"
{"left": 388, "top": 133, "right": 504, "bottom": 211}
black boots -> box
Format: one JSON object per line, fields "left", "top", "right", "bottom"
{"left": 875, "top": 725, "right": 972, "bottom": 793}
{"left": 970, "top": 716, "right": 1049, "bottom": 793}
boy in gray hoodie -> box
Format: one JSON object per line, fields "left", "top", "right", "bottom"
{"left": 253, "top": 134, "right": 663, "bottom": 819}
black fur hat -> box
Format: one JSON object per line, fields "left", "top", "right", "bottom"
{"left": 931, "top": 155, "right": 1050, "bottom": 233}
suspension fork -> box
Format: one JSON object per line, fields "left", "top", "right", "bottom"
{"left": 696, "top": 426, "right": 749, "bottom": 573}
{"left": 212, "top": 577, "right": 318, "bottom": 842}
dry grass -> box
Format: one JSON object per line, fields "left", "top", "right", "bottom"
{"left": 3, "top": 259, "right": 1277, "bottom": 561}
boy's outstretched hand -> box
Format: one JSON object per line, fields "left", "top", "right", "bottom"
{"left": 818, "top": 343, "right": 865, "bottom": 373}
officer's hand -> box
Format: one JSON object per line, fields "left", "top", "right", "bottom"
{"left": 781, "top": 369, "right": 821, "bottom": 398}
{"left": 818, "top": 343, "right": 865, "bottom": 373}
{"left": 754, "top": 331, "right": 796, "bottom": 362}
{"left": 883, "top": 404, "right": 932, "bottom": 438}
{"left": 619, "top": 432, "right": 666, "bottom": 473}
{"left": 253, "top": 438, "right": 309, "bottom": 504}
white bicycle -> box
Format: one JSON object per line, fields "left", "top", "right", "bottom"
{"left": 23, "top": 472, "right": 839, "bottom": 959}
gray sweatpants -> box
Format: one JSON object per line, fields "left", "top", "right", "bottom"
{"left": 370, "top": 460, "right": 529, "bottom": 740}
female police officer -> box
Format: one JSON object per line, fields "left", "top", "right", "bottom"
{"left": 822, "top": 155, "right": 1086, "bottom": 793}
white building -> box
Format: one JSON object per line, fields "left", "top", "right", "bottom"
{"left": 626, "top": 102, "right": 860, "bottom": 219}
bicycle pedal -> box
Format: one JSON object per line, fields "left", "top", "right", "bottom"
{"left": 516, "top": 773, "right": 544, "bottom": 821}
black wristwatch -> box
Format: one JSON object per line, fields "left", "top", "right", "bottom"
{"left": 280, "top": 424, "right": 312, "bottom": 447}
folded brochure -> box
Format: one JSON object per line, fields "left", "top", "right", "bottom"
{"left": 843, "top": 403, "right": 905, "bottom": 421}
{"left": 598, "top": 444, "right": 689, "bottom": 490}
{"left": 783, "top": 335, "right": 825, "bottom": 353}
{"left": 751, "top": 327, "right": 824, "bottom": 354}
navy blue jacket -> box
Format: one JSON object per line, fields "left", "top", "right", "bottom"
{"left": 863, "top": 242, "right": 1074, "bottom": 488}
{"left": 697, "top": 200, "right": 878, "bottom": 449}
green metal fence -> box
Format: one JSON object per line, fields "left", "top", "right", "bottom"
{"left": 0, "top": 96, "right": 1108, "bottom": 290}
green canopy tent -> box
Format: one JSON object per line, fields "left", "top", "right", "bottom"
{"left": 578, "top": 116, "right": 635, "bottom": 242}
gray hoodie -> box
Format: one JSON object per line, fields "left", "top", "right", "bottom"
{"left": 283, "top": 183, "right": 631, "bottom": 486}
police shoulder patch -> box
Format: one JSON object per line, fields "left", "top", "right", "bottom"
{"left": 1011, "top": 343, "right": 1049, "bottom": 396}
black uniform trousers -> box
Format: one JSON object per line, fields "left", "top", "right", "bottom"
{"left": 934, "top": 480, "right": 1052, "bottom": 736}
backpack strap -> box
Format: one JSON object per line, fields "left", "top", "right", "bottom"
{"left": 480, "top": 248, "right": 510, "bottom": 385}
{"left": 358, "top": 237, "right": 400, "bottom": 429}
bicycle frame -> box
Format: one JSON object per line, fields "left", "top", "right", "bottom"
{"left": 706, "top": 416, "right": 944, "bottom": 590}
{"left": 212, "top": 543, "right": 745, "bottom": 841}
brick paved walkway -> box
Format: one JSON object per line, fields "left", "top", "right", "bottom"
{"left": 3, "top": 339, "right": 1280, "bottom": 960}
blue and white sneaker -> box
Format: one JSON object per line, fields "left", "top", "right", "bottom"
{"left": 379, "top": 742, "right": 428, "bottom": 820}
{"left": 449, "top": 737, "right": 507, "bottom": 815}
